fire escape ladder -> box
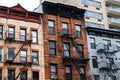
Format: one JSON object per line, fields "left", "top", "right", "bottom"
{"left": 14, "top": 63, "right": 28, "bottom": 80}
{"left": 12, "top": 41, "right": 28, "bottom": 62}
{"left": 71, "top": 38, "right": 83, "bottom": 58}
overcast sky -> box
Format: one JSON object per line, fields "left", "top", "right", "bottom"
{"left": 0, "top": 0, "right": 40, "bottom": 11}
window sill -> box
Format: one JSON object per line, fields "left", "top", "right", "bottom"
{"left": 32, "top": 63, "right": 39, "bottom": 66}
{"left": 48, "top": 32, "right": 56, "bottom": 35}
{"left": 32, "top": 42, "right": 38, "bottom": 45}
{"left": 49, "top": 55, "right": 56, "bottom": 57}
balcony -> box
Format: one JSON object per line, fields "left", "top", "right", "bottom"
{"left": 106, "top": 0, "right": 120, "bottom": 6}
{"left": 4, "top": 53, "right": 33, "bottom": 65}
{"left": 107, "top": 5, "right": 120, "bottom": 16}
{"left": 108, "top": 17, "right": 120, "bottom": 26}
{"left": 96, "top": 43, "right": 118, "bottom": 54}
{"left": 5, "top": 31, "right": 32, "bottom": 43}
{"left": 99, "top": 61, "right": 118, "bottom": 70}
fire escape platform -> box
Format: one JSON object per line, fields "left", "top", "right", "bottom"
{"left": 4, "top": 60, "right": 32, "bottom": 66}
{"left": 63, "top": 57, "right": 89, "bottom": 64}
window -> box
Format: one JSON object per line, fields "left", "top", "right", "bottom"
{"left": 86, "top": 22, "right": 104, "bottom": 29}
{"left": 75, "top": 25, "right": 81, "bottom": 37}
{"left": 111, "top": 76, "right": 116, "bottom": 80}
{"left": 33, "top": 72, "right": 39, "bottom": 80}
{"left": 62, "top": 22, "right": 68, "bottom": 34}
{"left": 20, "top": 50, "right": 27, "bottom": 62}
{"left": 32, "top": 30, "right": 38, "bottom": 43}
{"left": 20, "top": 71, "right": 27, "bottom": 80}
{"left": 32, "top": 51, "right": 39, "bottom": 65}
{"left": 82, "top": 0, "right": 101, "bottom": 8}
{"left": 48, "top": 20, "right": 55, "bottom": 33}
{"left": 49, "top": 41, "right": 56, "bottom": 56}
{"left": 85, "top": 11, "right": 103, "bottom": 19}
{"left": 65, "top": 66, "right": 72, "bottom": 80}
{"left": 8, "top": 70, "right": 15, "bottom": 80}
{"left": 90, "top": 38, "right": 96, "bottom": 49}
{"left": 78, "top": 44, "right": 84, "bottom": 58}
{"left": 0, "top": 69, "right": 2, "bottom": 80}
{"left": 8, "top": 27, "right": 15, "bottom": 39}
{"left": 92, "top": 56, "right": 98, "bottom": 68}
{"left": 0, "top": 48, "right": 2, "bottom": 61}
{"left": 20, "top": 29, "right": 26, "bottom": 41}
{"left": 79, "top": 67, "right": 86, "bottom": 80}
{"left": 103, "top": 40, "right": 111, "bottom": 50}
{"left": 64, "top": 43, "right": 70, "bottom": 57}
{"left": 0, "top": 25, "right": 3, "bottom": 39}
{"left": 50, "top": 64, "right": 57, "bottom": 80}
{"left": 94, "top": 75, "right": 100, "bottom": 80}
{"left": 8, "top": 49, "right": 14, "bottom": 61}
{"left": 116, "top": 41, "right": 120, "bottom": 51}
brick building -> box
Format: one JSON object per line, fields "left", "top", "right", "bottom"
{"left": 0, "top": 4, "right": 45, "bottom": 80}
{"left": 42, "top": 1, "right": 90, "bottom": 80}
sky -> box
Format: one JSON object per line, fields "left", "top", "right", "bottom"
{"left": 0, "top": 0, "right": 40, "bottom": 11}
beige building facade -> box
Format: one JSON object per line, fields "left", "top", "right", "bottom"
{"left": 0, "top": 4, "right": 45, "bottom": 80}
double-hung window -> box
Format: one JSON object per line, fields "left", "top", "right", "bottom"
{"left": 20, "top": 71, "right": 27, "bottom": 80}
{"left": 75, "top": 25, "right": 81, "bottom": 38}
{"left": 65, "top": 66, "right": 72, "bottom": 80}
{"left": 8, "top": 49, "right": 14, "bottom": 61}
{"left": 0, "top": 69, "right": 2, "bottom": 80}
{"left": 48, "top": 20, "right": 55, "bottom": 33}
{"left": 62, "top": 22, "right": 68, "bottom": 34}
{"left": 0, "top": 48, "right": 2, "bottom": 61}
{"left": 116, "top": 41, "right": 120, "bottom": 51}
{"left": 64, "top": 43, "right": 70, "bottom": 57}
{"left": 94, "top": 75, "right": 100, "bottom": 80}
{"left": 80, "top": 67, "right": 86, "bottom": 80}
{"left": 32, "top": 51, "right": 39, "bottom": 65}
{"left": 0, "top": 25, "right": 3, "bottom": 39}
{"left": 50, "top": 64, "right": 57, "bottom": 80}
{"left": 32, "top": 30, "right": 38, "bottom": 43}
{"left": 20, "top": 50, "right": 27, "bottom": 62}
{"left": 78, "top": 44, "right": 84, "bottom": 58}
{"left": 92, "top": 56, "right": 98, "bottom": 68}
{"left": 8, "top": 70, "right": 15, "bottom": 80}
{"left": 8, "top": 27, "right": 15, "bottom": 39}
{"left": 33, "top": 72, "right": 39, "bottom": 80}
{"left": 20, "top": 29, "right": 26, "bottom": 41}
{"left": 49, "top": 41, "right": 56, "bottom": 56}
{"left": 90, "top": 38, "right": 96, "bottom": 49}
{"left": 103, "top": 40, "right": 111, "bottom": 50}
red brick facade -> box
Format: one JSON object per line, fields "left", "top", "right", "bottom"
{"left": 43, "top": 13, "right": 90, "bottom": 80}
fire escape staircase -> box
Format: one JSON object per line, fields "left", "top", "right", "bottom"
{"left": 97, "top": 43, "right": 119, "bottom": 79}
{"left": 4, "top": 31, "right": 32, "bottom": 80}
{"left": 61, "top": 34, "right": 89, "bottom": 80}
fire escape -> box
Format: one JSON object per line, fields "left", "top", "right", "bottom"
{"left": 4, "top": 30, "right": 32, "bottom": 80}
{"left": 96, "top": 43, "right": 119, "bottom": 80}
{"left": 61, "top": 33, "right": 89, "bottom": 80}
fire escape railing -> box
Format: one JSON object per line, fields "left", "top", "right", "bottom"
{"left": 61, "top": 33, "right": 89, "bottom": 80}
{"left": 4, "top": 30, "right": 32, "bottom": 80}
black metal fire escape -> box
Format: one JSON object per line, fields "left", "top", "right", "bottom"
{"left": 4, "top": 31, "right": 32, "bottom": 80}
{"left": 97, "top": 43, "right": 119, "bottom": 80}
{"left": 61, "top": 34, "right": 89, "bottom": 80}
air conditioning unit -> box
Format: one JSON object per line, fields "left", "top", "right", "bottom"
{"left": 51, "top": 75, "right": 57, "bottom": 79}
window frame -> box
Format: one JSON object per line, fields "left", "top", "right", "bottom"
{"left": 8, "top": 48, "right": 14, "bottom": 61}
{"left": 92, "top": 56, "right": 98, "bottom": 68}
{"left": 8, "top": 27, "right": 15, "bottom": 39}
{"left": 90, "top": 37, "right": 96, "bottom": 49}
{"left": 63, "top": 42, "right": 70, "bottom": 57}
{"left": 20, "top": 50, "right": 27, "bottom": 62}
{"left": 50, "top": 64, "right": 58, "bottom": 80}
{"left": 75, "top": 24, "right": 82, "bottom": 38}
{"left": 62, "top": 22, "right": 68, "bottom": 34}
{"left": 48, "top": 20, "right": 55, "bottom": 34}
{"left": 0, "top": 69, "right": 2, "bottom": 80}
{"left": 32, "top": 51, "right": 39, "bottom": 65}
{"left": 8, "top": 69, "right": 15, "bottom": 80}
{"left": 65, "top": 65, "right": 72, "bottom": 80}
{"left": 31, "top": 30, "right": 38, "bottom": 43}
{"left": 0, "top": 25, "right": 3, "bottom": 39}
{"left": 49, "top": 41, "right": 56, "bottom": 56}
{"left": 33, "top": 71, "right": 39, "bottom": 80}
{"left": 20, "top": 28, "right": 26, "bottom": 41}
{"left": 0, "top": 48, "right": 2, "bottom": 62}
{"left": 20, "top": 71, "right": 27, "bottom": 80}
